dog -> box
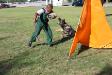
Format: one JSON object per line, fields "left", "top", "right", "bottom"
{"left": 58, "top": 18, "right": 75, "bottom": 38}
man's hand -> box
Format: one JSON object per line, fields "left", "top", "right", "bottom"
{"left": 33, "top": 13, "right": 39, "bottom": 31}
{"left": 34, "top": 19, "right": 37, "bottom": 24}
{"left": 34, "top": 13, "right": 39, "bottom": 24}
{"left": 33, "top": 18, "right": 37, "bottom": 31}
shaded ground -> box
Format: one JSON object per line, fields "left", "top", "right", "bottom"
{"left": 0, "top": 7, "right": 112, "bottom": 75}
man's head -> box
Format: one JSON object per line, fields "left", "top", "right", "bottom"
{"left": 46, "top": 4, "right": 53, "bottom": 13}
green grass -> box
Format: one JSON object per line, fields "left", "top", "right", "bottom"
{"left": 0, "top": 6, "right": 112, "bottom": 75}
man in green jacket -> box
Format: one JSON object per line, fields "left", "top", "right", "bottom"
{"left": 28, "top": 4, "right": 55, "bottom": 47}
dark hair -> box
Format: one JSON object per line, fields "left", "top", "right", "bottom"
{"left": 47, "top": 4, "right": 53, "bottom": 9}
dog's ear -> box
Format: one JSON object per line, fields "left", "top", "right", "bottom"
{"left": 58, "top": 17, "right": 61, "bottom": 21}
{"left": 62, "top": 19, "right": 66, "bottom": 24}
{"left": 62, "top": 18, "right": 65, "bottom": 21}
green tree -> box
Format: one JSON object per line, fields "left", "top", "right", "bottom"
{"left": 9, "top": 0, "right": 27, "bottom": 2}
{"left": 0, "top": 0, "right": 7, "bottom": 3}
{"left": 30, "top": 0, "right": 38, "bottom": 2}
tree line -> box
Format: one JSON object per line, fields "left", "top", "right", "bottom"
{"left": 0, "top": 0, "right": 112, "bottom": 3}
{"left": 0, "top": 0, "right": 39, "bottom": 3}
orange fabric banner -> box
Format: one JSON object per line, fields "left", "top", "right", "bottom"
{"left": 69, "top": 0, "right": 112, "bottom": 57}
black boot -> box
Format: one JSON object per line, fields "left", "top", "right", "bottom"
{"left": 28, "top": 42, "right": 32, "bottom": 47}
{"left": 49, "top": 44, "right": 53, "bottom": 47}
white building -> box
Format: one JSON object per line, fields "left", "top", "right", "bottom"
{"left": 46, "top": 0, "right": 70, "bottom": 6}
{"left": 52, "top": 0, "right": 63, "bottom": 6}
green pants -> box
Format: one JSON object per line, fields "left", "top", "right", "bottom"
{"left": 30, "top": 20, "right": 53, "bottom": 45}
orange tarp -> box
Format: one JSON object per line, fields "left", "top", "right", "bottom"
{"left": 69, "top": 0, "right": 112, "bottom": 57}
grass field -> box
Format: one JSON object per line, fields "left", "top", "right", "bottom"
{"left": 0, "top": 6, "right": 112, "bottom": 75}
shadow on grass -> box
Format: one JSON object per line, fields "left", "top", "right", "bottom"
{"left": 77, "top": 44, "right": 90, "bottom": 55}
{"left": 32, "top": 36, "right": 74, "bottom": 48}
{"left": 0, "top": 51, "right": 35, "bottom": 75}
{"left": 52, "top": 36, "right": 74, "bottom": 46}
{"left": 106, "top": 14, "right": 112, "bottom": 16}
{"left": 0, "top": 36, "right": 12, "bottom": 40}
{"left": 32, "top": 43, "right": 47, "bottom": 48}
{"left": 78, "top": 48, "right": 112, "bottom": 59}
{"left": 96, "top": 64, "right": 112, "bottom": 75}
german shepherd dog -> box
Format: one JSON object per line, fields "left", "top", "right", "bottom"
{"left": 58, "top": 18, "right": 75, "bottom": 38}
